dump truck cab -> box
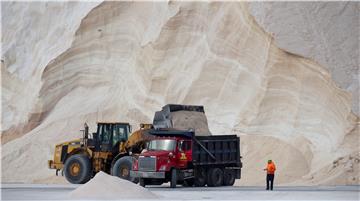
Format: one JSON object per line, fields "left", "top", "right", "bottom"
{"left": 131, "top": 133, "right": 193, "bottom": 187}
{"left": 138, "top": 136, "right": 192, "bottom": 171}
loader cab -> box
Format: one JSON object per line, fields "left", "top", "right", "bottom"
{"left": 95, "top": 122, "right": 131, "bottom": 152}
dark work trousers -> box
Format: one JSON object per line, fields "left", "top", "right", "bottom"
{"left": 266, "top": 174, "right": 274, "bottom": 190}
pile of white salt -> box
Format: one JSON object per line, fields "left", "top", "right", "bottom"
{"left": 70, "top": 171, "right": 158, "bottom": 200}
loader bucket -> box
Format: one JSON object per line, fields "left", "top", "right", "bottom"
{"left": 152, "top": 104, "right": 210, "bottom": 136}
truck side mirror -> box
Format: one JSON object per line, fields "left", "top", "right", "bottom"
{"left": 178, "top": 141, "right": 183, "bottom": 152}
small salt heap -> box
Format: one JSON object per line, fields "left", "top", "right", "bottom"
{"left": 70, "top": 171, "right": 158, "bottom": 200}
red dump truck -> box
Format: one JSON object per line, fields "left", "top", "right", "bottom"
{"left": 130, "top": 130, "right": 242, "bottom": 188}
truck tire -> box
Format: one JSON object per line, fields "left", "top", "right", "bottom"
{"left": 64, "top": 154, "right": 92, "bottom": 184}
{"left": 223, "top": 169, "right": 236, "bottom": 186}
{"left": 182, "top": 179, "right": 194, "bottom": 187}
{"left": 194, "top": 168, "right": 207, "bottom": 187}
{"left": 139, "top": 178, "right": 146, "bottom": 187}
{"left": 170, "top": 168, "right": 177, "bottom": 188}
{"left": 207, "top": 168, "right": 223, "bottom": 187}
{"left": 111, "top": 156, "right": 139, "bottom": 183}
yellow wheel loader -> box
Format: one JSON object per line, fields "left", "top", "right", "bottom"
{"left": 48, "top": 122, "right": 155, "bottom": 184}
{"left": 48, "top": 104, "right": 207, "bottom": 184}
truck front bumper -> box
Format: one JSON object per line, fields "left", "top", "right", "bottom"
{"left": 130, "top": 171, "right": 165, "bottom": 179}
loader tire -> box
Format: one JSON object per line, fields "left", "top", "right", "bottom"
{"left": 64, "top": 154, "right": 92, "bottom": 184}
{"left": 111, "top": 156, "right": 138, "bottom": 183}
{"left": 207, "top": 168, "right": 223, "bottom": 187}
{"left": 223, "top": 169, "right": 236, "bottom": 186}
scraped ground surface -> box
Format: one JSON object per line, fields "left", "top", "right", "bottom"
{"left": 70, "top": 172, "right": 158, "bottom": 200}
{"left": 2, "top": 184, "right": 359, "bottom": 200}
{"left": 2, "top": 1, "right": 359, "bottom": 186}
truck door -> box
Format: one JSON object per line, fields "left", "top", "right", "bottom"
{"left": 183, "top": 140, "right": 192, "bottom": 161}
{"left": 177, "top": 140, "right": 192, "bottom": 168}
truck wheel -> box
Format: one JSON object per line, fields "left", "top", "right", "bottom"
{"left": 223, "top": 169, "right": 236, "bottom": 186}
{"left": 64, "top": 154, "right": 92, "bottom": 184}
{"left": 170, "top": 169, "right": 177, "bottom": 188}
{"left": 194, "top": 168, "right": 207, "bottom": 187}
{"left": 182, "top": 179, "right": 194, "bottom": 187}
{"left": 139, "top": 178, "right": 146, "bottom": 187}
{"left": 111, "top": 156, "right": 138, "bottom": 183}
{"left": 207, "top": 168, "right": 223, "bottom": 187}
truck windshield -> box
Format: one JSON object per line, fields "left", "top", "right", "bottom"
{"left": 148, "top": 139, "right": 176, "bottom": 151}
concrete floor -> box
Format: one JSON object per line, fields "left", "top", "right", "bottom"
{"left": 1, "top": 184, "right": 359, "bottom": 201}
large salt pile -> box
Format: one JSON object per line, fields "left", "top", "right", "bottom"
{"left": 171, "top": 111, "right": 211, "bottom": 136}
{"left": 70, "top": 172, "right": 158, "bottom": 200}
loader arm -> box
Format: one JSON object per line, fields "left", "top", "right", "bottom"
{"left": 119, "top": 124, "right": 156, "bottom": 154}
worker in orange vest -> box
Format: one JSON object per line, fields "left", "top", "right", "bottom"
{"left": 263, "top": 159, "right": 276, "bottom": 190}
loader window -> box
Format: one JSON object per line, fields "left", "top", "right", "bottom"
{"left": 98, "top": 124, "right": 111, "bottom": 144}
{"left": 97, "top": 123, "right": 130, "bottom": 147}
{"left": 100, "top": 124, "right": 111, "bottom": 144}
{"left": 112, "top": 124, "right": 129, "bottom": 145}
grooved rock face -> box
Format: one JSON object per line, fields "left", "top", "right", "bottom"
{"left": 1, "top": 1, "right": 359, "bottom": 185}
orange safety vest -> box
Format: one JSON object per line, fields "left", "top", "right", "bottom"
{"left": 266, "top": 162, "right": 276, "bottom": 174}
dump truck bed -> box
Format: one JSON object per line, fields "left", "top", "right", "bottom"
{"left": 192, "top": 135, "right": 241, "bottom": 167}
